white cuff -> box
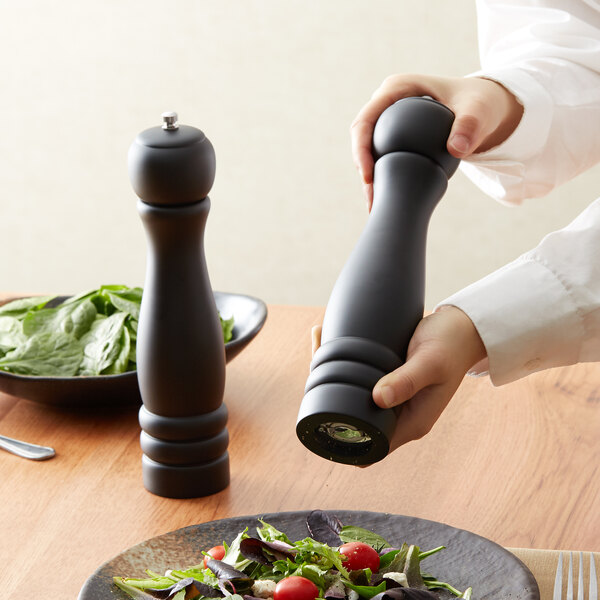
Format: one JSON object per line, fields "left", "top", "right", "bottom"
{"left": 461, "top": 66, "right": 555, "bottom": 204}
{"left": 436, "top": 254, "right": 584, "bottom": 386}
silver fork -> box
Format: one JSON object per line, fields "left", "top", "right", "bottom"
{"left": 554, "top": 552, "right": 598, "bottom": 600}
{"left": 0, "top": 433, "right": 55, "bottom": 460}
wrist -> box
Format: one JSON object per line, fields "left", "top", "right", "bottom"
{"left": 473, "top": 77, "right": 523, "bottom": 153}
{"left": 436, "top": 305, "right": 487, "bottom": 370}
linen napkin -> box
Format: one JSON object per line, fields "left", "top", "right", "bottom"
{"left": 509, "top": 548, "right": 599, "bottom": 600}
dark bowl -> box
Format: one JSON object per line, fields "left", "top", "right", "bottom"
{"left": 78, "top": 510, "right": 539, "bottom": 600}
{"left": 0, "top": 291, "right": 267, "bottom": 409}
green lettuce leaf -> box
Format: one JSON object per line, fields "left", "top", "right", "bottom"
{"left": 79, "top": 312, "right": 128, "bottom": 376}
{"left": 0, "top": 295, "right": 55, "bottom": 318}
{"left": 0, "top": 285, "right": 233, "bottom": 377}
{"left": 0, "top": 331, "right": 83, "bottom": 376}
{"left": 339, "top": 526, "right": 391, "bottom": 552}
{"left": 220, "top": 315, "right": 234, "bottom": 343}
{"left": 0, "top": 316, "right": 25, "bottom": 356}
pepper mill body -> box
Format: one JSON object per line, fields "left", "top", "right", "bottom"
{"left": 296, "top": 97, "right": 460, "bottom": 466}
{"left": 129, "top": 113, "right": 229, "bottom": 498}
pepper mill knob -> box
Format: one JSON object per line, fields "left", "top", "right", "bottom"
{"left": 130, "top": 112, "right": 228, "bottom": 498}
{"left": 128, "top": 112, "right": 216, "bottom": 206}
{"left": 371, "top": 96, "right": 460, "bottom": 176}
{"left": 296, "top": 97, "right": 459, "bottom": 466}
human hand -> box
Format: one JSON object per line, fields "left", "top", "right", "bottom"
{"left": 311, "top": 305, "right": 486, "bottom": 454}
{"left": 372, "top": 305, "right": 486, "bottom": 452}
{"left": 351, "top": 74, "right": 524, "bottom": 210}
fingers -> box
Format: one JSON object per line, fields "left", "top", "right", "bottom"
{"left": 387, "top": 382, "right": 456, "bottom": 451}
{"left": 448, "top": 115, "right": 481, "bottom": 157}
{"left": 446, "top": 96, "right": 492, "bottom": 158}
{"left": 371, "top": 307, "right": 487, "bottom": 453}
{"left": 351, "top": 93, "right": 400, "bottom": 185}
{"left": 351, "top": 74, "right": 523, "bottom": 193}
{"left": 372, "top": 348, "right": 443, "bottom": 409}
{"left": 311, "top": 325, "right": 322, "bottom": 356}
{"left": 447, "top": 78, "right": 523, "bottom": 157}
{"left": 350, "top": 113, "right": 376, "bottom": 188}
{"left": 364, "top": 182, "right": 374, "bottom": 213}
{"left": 351, "top": 75, "right": 433, "bottom": 192}
{"left": 372, "top": 307, "right": 485, "bottom": 412}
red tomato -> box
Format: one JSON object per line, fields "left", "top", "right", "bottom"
{"left": 339, "top": 542, "right": 380, "bottom": 572}
{"left": 203, "top": 545, "right": 225, "bottom": 568}
{"left": 274, "top": 575, "right": 320, "bottom": 600}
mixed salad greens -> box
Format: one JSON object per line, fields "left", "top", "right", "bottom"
{"left": 113, "top": 511, "right": 472, "bottom": 600}
{"left": 0, "top": 285, "right": 234, "bottom": 377}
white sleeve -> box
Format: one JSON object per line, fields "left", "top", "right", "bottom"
{"left": 438, "top": 1, "right": 600, "bottom": 385}
{"left": 438, "top": 197, "right": 600, "bottom": 385}
{"left": 460, "top": 0, "right": 600, "bottom": 204}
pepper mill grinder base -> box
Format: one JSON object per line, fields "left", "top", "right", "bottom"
{"left": 141, "top": 454, "right": 230, "bottom": 499}
{"left": 138, "top": 404, "right": 230, "bottom": 498}
{"left": 296, "top": 384, "right": 395, "bottom": 465}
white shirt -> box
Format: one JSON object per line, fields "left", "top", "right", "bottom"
{"left": 438, "top": 0, "right": 600, "bottom": 385}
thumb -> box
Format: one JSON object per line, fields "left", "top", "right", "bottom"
{"left": 372, "top": 350, "right": 439, "bottom": 409}
{"left": 446, "top": 98, "right": 491, "bottom": 158}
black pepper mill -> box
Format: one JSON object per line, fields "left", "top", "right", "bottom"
{"left": 296, "top": 97, "right": 460, "bottom": 466}
{"left": 129, "top": 111, "right": 229, "bottom": 498}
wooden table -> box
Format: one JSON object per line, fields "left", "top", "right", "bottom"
{"left": 0, "top": 304, "right": 599, "bottom": 599}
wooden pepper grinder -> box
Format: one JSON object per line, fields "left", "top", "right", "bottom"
{"left": 128, "top": 111, "right": 229, "bottom": 498}
{"left": 296, "top": 97, "right": 460, "bottom": 466}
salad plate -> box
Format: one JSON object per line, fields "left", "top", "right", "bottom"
{"left": 78, "top": 509, "right": 540, "bottom": 599}
{"left": 0, "top": 291, "right": 267, "bottom": 408}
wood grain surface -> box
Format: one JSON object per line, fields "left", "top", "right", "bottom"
{"left": 0, "top": 303, "right": 598, "bottom": 599}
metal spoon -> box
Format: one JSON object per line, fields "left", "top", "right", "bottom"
{"left": 0, "top": 434, "right": 55, "bottom": 460}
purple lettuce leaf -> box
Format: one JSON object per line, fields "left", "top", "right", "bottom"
{"left": 206, "top": 558, "right": 254, "bottom": 595}
{"left": 239, "top": 537, "right": 296, "bottom": 564}
{"left": 306, "top": 510, "right": 343, "bottom": 546}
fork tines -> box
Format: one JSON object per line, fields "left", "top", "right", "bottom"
{"left": 554, "top": 552, "right": 598, "bottom": 600}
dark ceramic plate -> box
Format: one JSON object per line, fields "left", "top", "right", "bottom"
{"left": 78, "top": 510, "right": 540, "bottom": 600}
{"left": 0, "top": 291, "right": 267, "bottom": 408}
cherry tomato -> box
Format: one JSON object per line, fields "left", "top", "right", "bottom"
{"left": 203, "top": 544, "right": 225, "bottom": 568}
{"left": 339, "top": 541, "right": 380, "bottom": 572}
{"left": 273, "top": 575, "right": 320, "bottom": 600}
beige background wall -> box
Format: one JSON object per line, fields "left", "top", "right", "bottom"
{"left": 1, "top": 1, "right": 598, "bottom": 310}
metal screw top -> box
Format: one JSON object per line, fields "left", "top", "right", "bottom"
{"left": 161, "top": 111, "right": 179, "bottom": 130}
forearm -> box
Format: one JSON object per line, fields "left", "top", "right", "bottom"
{"left": 463, "top": 0, "right": 600, "bottom": 203}
{"left": 438, "top": 197, "right": 600, "bottom": 385}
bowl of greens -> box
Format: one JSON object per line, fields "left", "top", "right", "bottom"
{"left": 79, "top": 509, "right": 539, "bottom": 600}
{"left": 0, "top": 285, "right": 267, "bottom": 408}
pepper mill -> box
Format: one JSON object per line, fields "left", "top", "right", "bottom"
{"left": 296, "top": 97, "right": 460, "bottom": 466}
{"left": 128, "top": 111, "right": 229, "bottom": 498}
